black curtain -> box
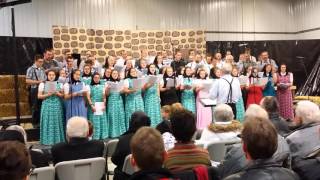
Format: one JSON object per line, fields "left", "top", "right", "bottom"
{"left": 0, "top": 36, "right": 52, "bottom": 75}
{"left": 206, "top": 40, "right": 320, "bottom": 90}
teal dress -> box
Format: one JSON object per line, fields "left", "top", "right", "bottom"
{"left": 144, "top": 83, "right": 161, "bottom": 127}
{"left": 181, "top": 78, "right": 196, "bottom": 114}
{"left": 125, "top": 79, "right": 144, "bottom": 129}
{"left": 40, "top": 82, "right": 65, "bottom": 145}
{"left": 88, "top": 84, "right": 108, "bottom": 140}
{"left": 236, "top": 98, "right": 245, "bottom": 123}
{"left": 106, "top": 89, "right": 126, "bottom": 138}
{"left": 81, "top": 76, "right": 92, "bottom": 86}
{"left": 263, "top": 75, "right": 276, "bottom": 96}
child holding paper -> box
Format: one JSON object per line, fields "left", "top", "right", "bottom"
{"left": 38, "top": 70, "right": 65, "bottom": 145}
{"left": 86, "top": 73, "right": 108, "bottom": 140}
{"left": 160, "top": 67, "right": 179, "bottom": 106}
{"left": 262, "top": 64, "right": 276, "bottom": 96}
{"left": 180, "top": 67, "right": 196, "bottom": 113}
{"left": 64, "top": 69, "right": 88, "bottom": 121}
{"left": 101, "top": 68, "right": 112, "bottom": 83}
{"left": 106, "top": 70, "right": 126, "bottom": 137}
{"left": 246, "top": 67, "right": 264, "bottom": 108}
{"left": 231, "top": 66, "right": 245, "bottom": 122}
{"left": 123, "top": 68, "right": 145, "bottom": 129}
{"left": 81, "top": 64, "right": 92, "bottom": 85}
{"left": 143, "top": 64, "right": 161, "bottom": 127}
{"left": 195, "top": 68, "right": 212, "bottom": 129}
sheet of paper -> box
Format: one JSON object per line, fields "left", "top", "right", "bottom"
{"left": 200, "top": 98, "right": 217, "bottom": 106}
{"left": 46, "top": 81, "right": 57, "bottom": 93}
{"left": 201, "top": 80, "right": 214, "bottom": 92}
{"left": 238, "top": 76, "right": 248, "bottom": 86}
{"left": 147, "top": 75, "right": 158, "bottom": 85}
{"left": 132, "top": 78, "right": 146, "bottom": 90}
{"left": 166, "top": 78, "right": 175, "bottom": 88}
{"left": 114, "top": 64, "right": 125, "bottom": 73}
{"left": 94, "top": 102, "right": 104, "bottom": 115}
{"left": 258, "top": 77, "right": 269, "bottom": 86}
{"left": 163, "top": 59, "right": 172, "bottom": 66}
{"left": 147, "top": 56, "right": 156, "bottom": 65}
{"left": 258, "top": 72, "right": 264, "bottom": 78}
{"left": 107, "top": 81, "right": 124, "bottom": 92}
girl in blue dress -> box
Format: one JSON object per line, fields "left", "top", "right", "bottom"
{"left": 38, "top": 70, "right": 65, "bottom": 145}
{"left": 64, "top": 69, "right": 88, "bottom": 121}
{"left": 143, "top": 64, "right": 161, "bottom": 127}
{"left": 106, "top": 70, "right": 126, "bottom": 137}
{"left": 231, "top": 66, "right": 245, "bottom": 122}
{"left": 86, "top": 73, "right": 108, "bottom": 140}
{"left": 180, "top": 67, "right": 196, "bottom": 113}
{"left": 123, "top": 68, "right": 144, "bottom": 129}
{"left": 262, "top": 64, "right": 276, "bottom": 96}
{"left": 81, "top": 64, "right": 92, "bottom": 85}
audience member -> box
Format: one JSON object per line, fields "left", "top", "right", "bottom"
{"left": 156, "top": 105, "right": 176, "bottom": 151}
{"left": 198, "top": 104, "right": 242, "bottom": 148}
{"left": 129, "top": 127, "right": 175, "bottom": 180}
{"left": 0, "top": 141, "right": 32, "bottom": 180}
{"left": 260, "top": 96, "right": 290, "bottom": 136}
{"left": 51, "top": 116, "right": 104, "bottom": 164}
{"left": 164, "top": 109, "right": 211, "bottom": 172}
{"left": 112, "top": 111, "right": 151, "bottom": 180}
{"left": 224, "top": 115, "right": 299, "bottom": 180}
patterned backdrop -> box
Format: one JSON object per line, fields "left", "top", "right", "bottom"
{"left": 52, "top": 25, "right": 206, "bottom": 63}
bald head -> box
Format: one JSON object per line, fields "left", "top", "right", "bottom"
{"left": 66, "top": 116, "right": 89, "bottom": 138}
{"left": 245, "top": 104, "right": 269, "bottom": 120}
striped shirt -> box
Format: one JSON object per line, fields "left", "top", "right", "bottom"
{"left": 164, "top": 143, "right": 211, "bottom": 172}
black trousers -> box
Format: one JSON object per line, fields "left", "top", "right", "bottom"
{"left": 29, "top": 87, "right": 42, "bottom": 127}
{"left": 226, "top": 103, "right": 237, "bottom": 119}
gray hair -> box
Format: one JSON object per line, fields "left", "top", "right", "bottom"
{"left": 213, "top": 104, "right": 234, "bottom": 123}
{"left": 245, "top": 104, "right": 269, "bottom": 120}
{"left": 222, "top": 63, "right": 233, "bottom": 74}
{"left": 66, "top": 116, "right": 89, "bottom": 138}
{"left": 295, "top": 101, "right": 320, "bottom": 124}
{"left": 6, "top": 125, "right": 27, "bottom": 143}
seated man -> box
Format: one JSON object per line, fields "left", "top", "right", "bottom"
{"left": 129, "top": 127, "right": 175, "bottom": 180}
{"left": 51, "top": 116, "right": 105, "bottom": 164}
{"left": 218, "top": 105, "right": 291, "bottom": 179}
{"left": 0, "top": 125, "right": 49, "bottom": 168}
{"left": 285, "top": 100, "right": 320, "bottom": 180}
{"left": 224, "top": 115, "right": 299, "bottom": 180}
{"left": 198, "top": 104, "right": 242, "bottom": 148}
{"left": 112, "top": 111, "right": 151, "bottom": 180}
{"left": 164, "top": 109, "right": 211, "bottom": 172}
{"left": 0, "top": 141, "right": 32, "bottom": 180}
{"left": 260, "top": 96, "right": 290, "bottom": 136}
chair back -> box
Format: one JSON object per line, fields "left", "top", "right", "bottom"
{"left": 29, "top": 166, "right": 55, "bottom": 180}
{"left": 207, "top": 142, "right": 227, "bottom": 162}
{"left": 122, "top": 154, "right": 135, "bottom": 175}
{"left": 55, "top": 157, "right": 106, "bottom": 180}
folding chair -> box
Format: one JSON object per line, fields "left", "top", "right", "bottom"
{"left": 122, "top": 154, "right": 135, "bottom": 175}
{"left": 105, "top": 139, "right": 119, "bottom": 180}
{"left": 29, "top": 166, "right": 55, "bottom": 180}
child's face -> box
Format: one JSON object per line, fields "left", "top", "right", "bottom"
{"left": 48, "top": 71, "right": 56, "bottom": 81}
{"left": 73, "top": 71, "right": 81, "bottom": 81}
{"left": 105, "top": 69, "right": 112, "bottom": 77}
{"left": 130, "top": 69, "right": 137, "bottom": 77}
{"left": 199, "top": 71, "right": 206, "bottom": 79}
{"left": 232, "top": 68, "right": 238, "bottom": 77}
{"left": 149, "top": 65, "right": 156, "bottom": 74}
{"left": 111, "top": 71, "right": 119, "bottom": 79}
{"left": 161, "top": 110, "right": 169, "bottom": 120}
{"left": 84, "top": 66, "right": 91, "bottom": 74}
{"left": 166, "top": 68, "right": 173, "bottom": 77}
{"left": 59, "top": 70, "right": 66, "bottom": 78}
{"left": 185, "top": 68, "right": 192, "bottom": 76}
{"left": 215, "top": 69, "right": 221, "bottom": 77}
{"left": 93, "top": 75, "right": 100, "bottom": 83}
{"left": 140, "top": 60, "right": 147, "bottom": 68}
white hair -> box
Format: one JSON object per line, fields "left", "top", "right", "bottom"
{"left": 222, "top": 63, "right": 232, "bottom": 74}
{"left": 295, "top": 101, "right": 320, "bottom": 124}
{"left": 66, "top": 116, "right": 89, "bottom": 138}
{"left": 245, "top": 104, "right": 269, "bottom": 120}
{"left": 213, "top": 104, "right": 234, "bottom": 123}
{"left": 6, "top": 125, "right": 27, "bottom": 143}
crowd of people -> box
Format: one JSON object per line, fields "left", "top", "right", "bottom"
{"left": 25, "top": 47, "right": 295, "bottom": 146}
{"left": 0, "top": 98, "right": 319, "bottom": 179}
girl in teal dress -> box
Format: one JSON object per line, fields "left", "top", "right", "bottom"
{"left": 180, "top": 67, "right": 196, "bottom": 113}
{"left": 231, "top": 67, "right": 245, "bottom": 122}
{"left": 262, "top": 64, "right": 276, "bottom": 96}
{"left": 81, "top": 64, "right": 92, "bottom": 85}
{"left": 38, "top": 70, "right": 65, "bottom": 145}
{"left": 143, "top": 64, "right": 161, "bottom": 127}
{"left": 106, "top": 70, "right": 126, "bottom": 137}
{"left": 100, "top": 68, "right": 112, "bottom": 84}
{"left": 123, "top": 68, "right": 145, "bottom": 129}
{"left": 86, "top": 73, "right": 108, "bottom": 140}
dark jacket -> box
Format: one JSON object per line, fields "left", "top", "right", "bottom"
{"left": 224, "top": 158, "right": 300, "bottom": 180}
{"left": 170, "top": 59, "right": 186, "bottom": 75}
{"left": 111, "top": 132, "right": 135, "bottom": 180}
{"left": 129, "top": 168, "right": 175, "bottom": 180}
{"left": 269, "top": 112, "right": 291, "bottom": 136}
{"left": 51, "top": 137, "right": 105, "bottom": 165}
{"left": 156, "top": 120, "right": 171, "bottom": 134}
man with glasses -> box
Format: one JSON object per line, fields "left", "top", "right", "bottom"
{"left": 26, "top": 54, "right": 46, "bottom": 128}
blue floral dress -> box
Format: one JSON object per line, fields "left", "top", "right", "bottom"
{"left": 181, "top": 78, "right": 196, "bottom": 114}
{"left": 40, "top": 82, "right": 65, "bottom": 145}
{"left": 263, "top": 75, "right": 276, "bottom": 96}
{"left": 124, "top": 79, "right": 144, "bottom": 129}
{"left": 88, "top": 84, "right": 108, "bottom": 140}
{"left": 144, "top": 83, "right": 161, "bottom": 127}
{"left": 65, "top": 82, "right": 87, "bottom": 121}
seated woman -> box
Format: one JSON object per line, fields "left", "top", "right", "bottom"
{"left": 197, "top": 104, "right": 242, "bottom": 148}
